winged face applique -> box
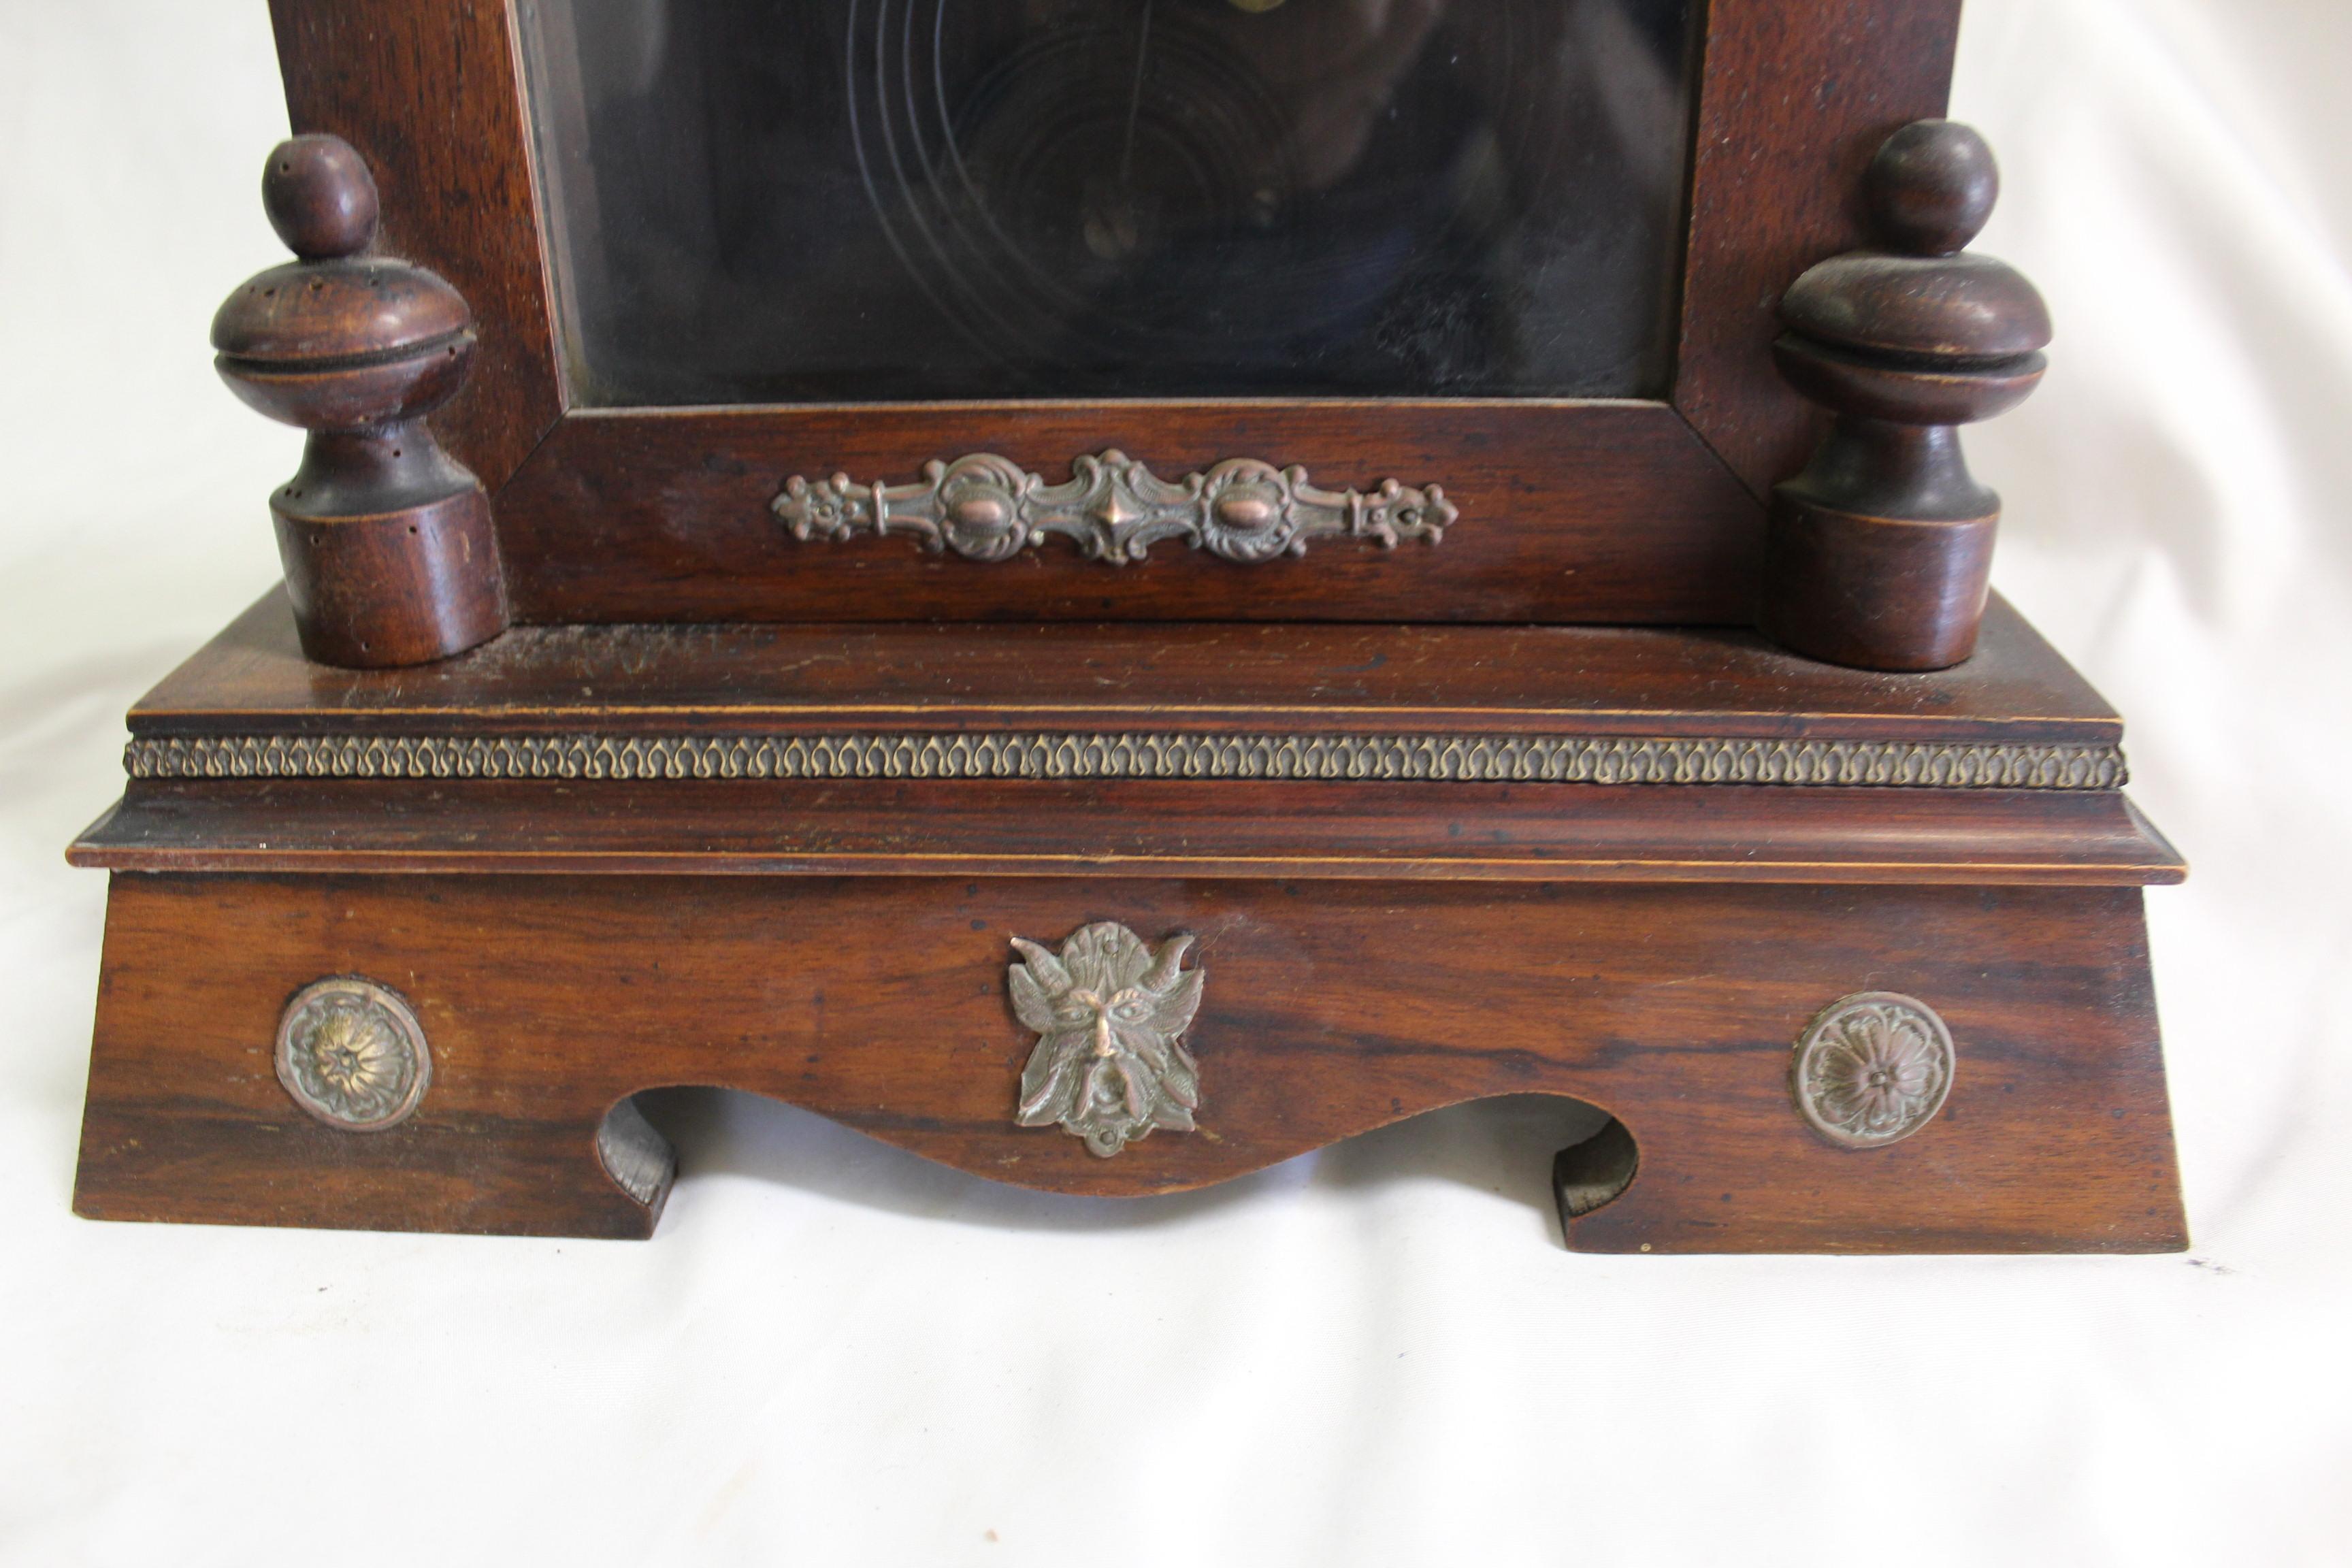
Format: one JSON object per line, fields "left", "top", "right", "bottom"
{"left": 1009, "top": 923, "right": 1205, "bottom": 1156}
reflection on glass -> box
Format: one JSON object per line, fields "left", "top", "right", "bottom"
{"left": 518, "top": 0, "right": 1696, "bottom": 404}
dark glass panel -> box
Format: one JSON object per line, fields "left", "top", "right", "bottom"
{"left": 518, "top": 0, "right": 1697, "bottom": 404}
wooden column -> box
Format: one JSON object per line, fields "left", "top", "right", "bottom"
{"left": 211, "top": 135, "right": 508, "bottom": 668}
{"left": 1759, "top": 122, "right": 2051, "bottom": 672}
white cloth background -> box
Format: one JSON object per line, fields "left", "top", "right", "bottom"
{"left": 3, "top": 1, "right": 2347, "bottom": 1561}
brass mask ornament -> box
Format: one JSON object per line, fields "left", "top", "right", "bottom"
{"left": 1009, "top": 924, "right": 1205, "bottom": 1157}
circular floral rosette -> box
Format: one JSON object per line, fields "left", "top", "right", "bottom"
{"left": 275, "top": 977, "right": 432, "bottom": 1131}
{"left": 1791, "top": 992, "right": 1954, "bottom": 1148}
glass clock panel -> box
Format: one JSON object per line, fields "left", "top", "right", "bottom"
{"left": 518, "top": 0, "right": 1697, "bottom": 404}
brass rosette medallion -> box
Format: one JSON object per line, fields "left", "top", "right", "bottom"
{"left": 1791, "top": 992, "right": 1955, "bottom": 1149}
{"left": 1009, "top": 923, "right": 1205, "bottom": 1156}
{"left": 275, "top": 977, "right": 432, "bottom": 1132}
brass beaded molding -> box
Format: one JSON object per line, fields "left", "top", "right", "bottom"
{"left": 127, "top": 732, "right": 2127, "bottom": 789}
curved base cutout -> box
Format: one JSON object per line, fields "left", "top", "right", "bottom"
{"left": 596, "top": 1094, "right": 679, "bottom": 1213}
{"left": 1552, "top": 1116, "right": 1640, "bottom": 1237}
{"left": 585, "top": 1087, "right": 1618, "bottom": 1235}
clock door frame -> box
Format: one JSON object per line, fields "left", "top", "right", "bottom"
{"left": 265, "top": 0, "right": 1964, "bottom": 625}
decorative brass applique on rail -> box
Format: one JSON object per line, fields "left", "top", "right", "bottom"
{"left": 1791, "top": 992, "right": 1955, "bottom": 1149}
{"left": 126, "top": 732, "right": 2130, "bottom": 789}
{"left": 1010, "top": 923, "right": 1205, "bottom": 1157}
{"left": 772, "top": 450, "right": 1454, "bottom": 564}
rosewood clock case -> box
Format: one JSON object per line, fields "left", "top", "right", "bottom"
{"left": 67, "top": 0, "right": 2189, "bottom": 1253}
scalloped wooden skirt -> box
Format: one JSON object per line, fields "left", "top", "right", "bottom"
{"left": 72, "top": 870, "right": 2185, "bottom": 1253}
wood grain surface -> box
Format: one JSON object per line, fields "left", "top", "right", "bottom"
{"left": 70, "top": 780, "right": 2183, "bottom": 885}
{"left": 492, "top": 402, "right": 1763, "bottom": 626}
{"left": 75, "top": 874, "right": 2188, "bottom": 1253}
{"left": 126, "top": 592, "right": 2119, "bottom": 747}
{"left": 1676, "top": 0, "right": 1964, "bottom": 492}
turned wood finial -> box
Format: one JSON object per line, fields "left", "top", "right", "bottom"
{"left": 212, "top": 135, "right": 507, "bottom": 668}
{"left": 1757, "top": 120, "right": 2051, "bottom": 672}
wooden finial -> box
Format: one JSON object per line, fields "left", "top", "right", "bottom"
{"left": 1757, "top": 121, "right": 2051, "bottom": 672}
{"left": 261, "top": 134, "right": 381, "bottom": 259}
{"left": 212, "top": 135, "right": 507, "bottom": 668}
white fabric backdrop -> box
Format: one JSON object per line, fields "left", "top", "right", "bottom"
{"left": 3, "top": 1, "right": 2347, "bottom": 1561}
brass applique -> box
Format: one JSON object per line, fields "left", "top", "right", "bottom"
{"left": 776, "top": 450, "right": 1451, "bottom": 565}
{"left": 1009, "top": 923, "right": 1205, "bottom": 1157}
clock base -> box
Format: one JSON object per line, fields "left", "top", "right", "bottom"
{"left": 67, "top": 593, "right": 2187, "bottom": 1253}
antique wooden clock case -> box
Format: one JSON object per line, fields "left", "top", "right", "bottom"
{"left": 69, "top": 0, "right": 2188, "bottom": 1252}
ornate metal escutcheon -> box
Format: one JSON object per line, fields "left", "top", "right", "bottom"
{"left": 774, "top": 450, "right": 1453, "bottom": 566}
{"left": 1009, "top": 923, "right": 1205, "bottom": 1156}
{"left": 275, "top": 976, "right": 433, "bottom": 1132}
{"left": 1791, "top": 992, "right": 1955, "bottom": 1148}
